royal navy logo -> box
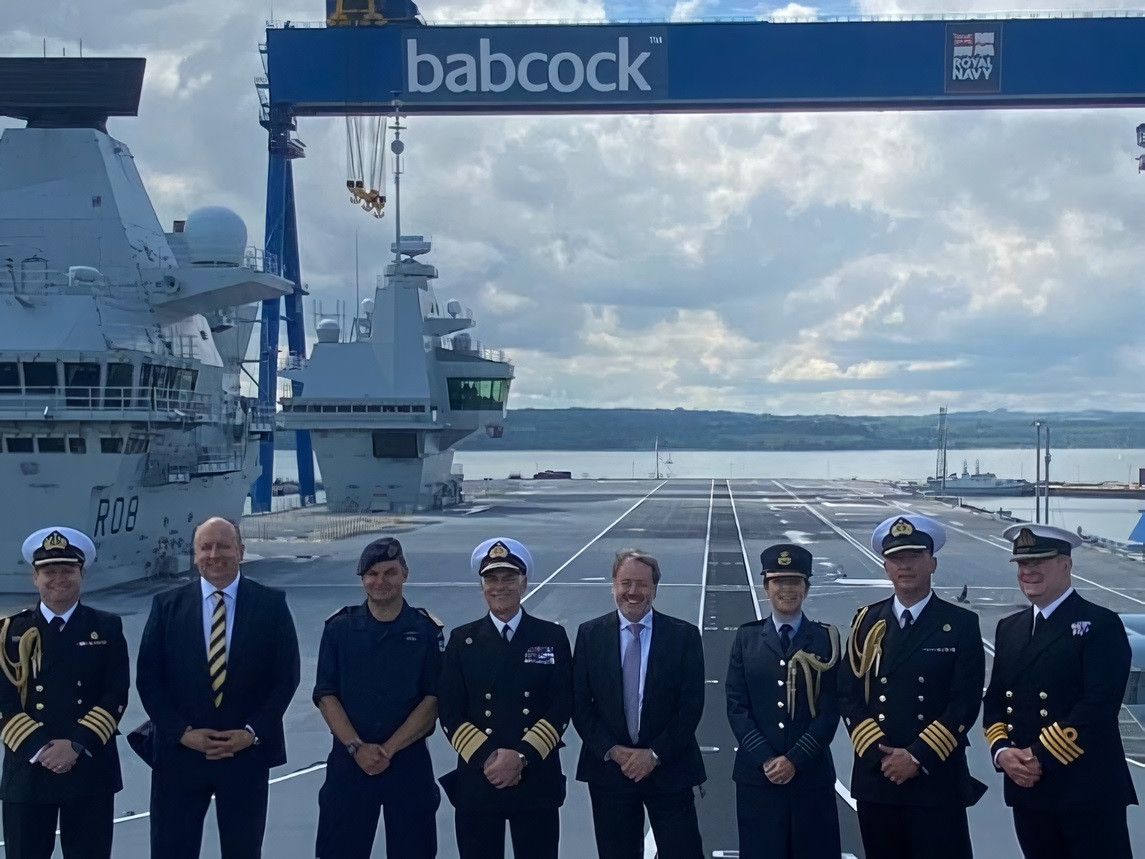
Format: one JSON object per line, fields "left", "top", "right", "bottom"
{"left": 488, "top": 542, "right": 509, "bottom": 560}
{"left": 890, "top": 518, "right": 914, "bottom": 537}
{"left": 777, "top": 551, "right": 792, "bottom": 566}
{"left": 1016, "top": 528, "right": 1037, "bottom": 548}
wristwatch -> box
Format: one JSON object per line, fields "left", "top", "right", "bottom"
{"left": 243, "top": 725, "right": 260, "bottom": 746}
{"left": 517, "top": 752, "right": 528, "bottom": 769}
{"left": 346, "top": 739, "right": 363, "bottom": 756}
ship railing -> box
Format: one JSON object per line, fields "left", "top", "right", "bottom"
{"left": 247, "top": 403, "right": 277, "bottom": 432}
{"left": 181, "top": 247, "right": 281, "bottom": 276}
{"left": 440, "top": 340, "right": 513, "bottom": 366}
{"left": 0, "top": 387, "right": 219, "bottom": 421}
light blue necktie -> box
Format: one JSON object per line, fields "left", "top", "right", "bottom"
{"left": 622, "top": 623, "right": 641, "bottom": 743}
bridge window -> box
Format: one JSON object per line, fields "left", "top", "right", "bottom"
{"left": 125, "top": 434, "right": 149, "bottom": 454}
{"left": 105, "top": 363, "right": 133, "bottom": 408}
{"left": 447, "top": 378, "right": 509, "bottom": 411}
{"left": 372, "top": 430, "right": 419, "bottom": 458}
{"left": 37, "top": 437, "right": 66, "bottom": 453}
{"left": 100, "top": 437, "right": 123, "bottom": 454}
{"left": 23, "top": 362, "right": 58, "bottom": 395}
{"left": 0, "top": 363, "right": 18, "bottom": 393}
{"left": 65, "top": 362, "right": 100, "bottom": 408}
{"left": 69, "top": 437, "right": 87, "bottom": 454}
{"left": 5, "top": 438, "right": 33, "bottom": 453}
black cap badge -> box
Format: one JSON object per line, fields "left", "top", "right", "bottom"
{"left": 1015, "top": 528, "right": 1037, "bottom": 549}
{"left": 777, "top": 552, "right": 792, "bottom": 566}
{"left": 42, "top": 530, "right": 69, "bottom": 552}
{"left": 488, "top": 542, "right": 509, "bottom": 559}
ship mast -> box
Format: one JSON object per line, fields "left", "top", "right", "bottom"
{"left": 390, "top": 107, "right": 404, "bottom": 262}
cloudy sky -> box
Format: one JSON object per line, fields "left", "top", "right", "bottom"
{"left": 3, "top": 0, "right": 1144, "bottom": 415}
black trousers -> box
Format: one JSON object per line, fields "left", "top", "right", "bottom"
{"left": 736, "top": 781, "right": 840, "bottom": 859}
{"left": 1012, "top": 806, "right": 1133, "bottom": 859}
{"left": 454, "top": 807, "right": 559, "bottom": 859}
{"left": 857, "top": 799, "right": 972, "bottom": 859}
{"left": 2, "top": 793, "right": 114, "bottom": 859}
{"left": 315, "top": 743, "right": 439, "bottom": 858}
{"left": 149, "top": 757, "right": 269, "bottom": 859}
{"left": 587, "top": 781, "right": 703, "bottom": 859}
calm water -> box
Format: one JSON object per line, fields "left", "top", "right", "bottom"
{"left": 270, "top": 448, "right": 1145, "bottom": 542}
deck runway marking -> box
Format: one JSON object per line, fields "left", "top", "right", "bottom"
{"left": 726, "top": 481, "right": 762, "bottom": 621}
{"left": 772, "top": 481, "right": 883, "bottom": 572}
{"left": 522, "top": 480, "right": 668, "bottom": 603}
{"left": 698, "top": 479, "right": 716, "bottom": 631}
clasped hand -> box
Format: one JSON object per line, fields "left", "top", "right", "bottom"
{"left": 878, "top": 744, "right": 920, "bottom": 785}
{"left": 483, "top": 748, "right": 524, "bottom": 789}
{"left": 607, "top": 745, "right": 658, "bottom": 782}
{"left": 180, "top": 727, "right": 255, "bottom": 760}
{"left": 998, "top": 747, "right": 1042, "bottom": 788}
{"left": 354, "top": 743, "right": 390, "bottom": 776}
{"left": 762, "top": 755, "right": 795, "bottom": 785}
{"left": 38, "top": 740, "right": 79, "bottom": 774}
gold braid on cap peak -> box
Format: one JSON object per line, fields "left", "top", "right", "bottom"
{"left": 846, "top": 606, "right": 886, "bottom": 704}
{"left": 787, "top": 624, "right": 840, "bottom": 717}
{"left": 0, "top": 619, "right": 41, "bottom": 706}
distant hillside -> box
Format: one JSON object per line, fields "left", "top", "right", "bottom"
{"left": 275, "top": 409, "right": 1145, "bottom": 451}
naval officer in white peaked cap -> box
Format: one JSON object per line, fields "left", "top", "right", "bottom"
{"left": 841, "top": 513, "right": 986, "bottom": 859}
{"left": 439, "top": 537, "right": 573, "bottom": 859}
{"left": 2, "top": 526, "right": 129, "bottom": 859}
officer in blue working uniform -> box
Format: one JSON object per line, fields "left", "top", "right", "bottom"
{"left": 726, "top": 544, "right": 841, "bottom": 859}
{"left": 313, "top": 537, "right": 444, "bottom": 858}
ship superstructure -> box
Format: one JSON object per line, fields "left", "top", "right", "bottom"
{"left": 0, "top": 58, "right": 291, "bottom": 587}
{"left": 279, "top": 119, "right": 512, "bottom": 512}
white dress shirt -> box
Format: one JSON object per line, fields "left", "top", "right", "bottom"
{"left": 39, "top": 601, "right": 78, "bottom": 628}
{"left": 201, "top": 573, "right": 241, "bottom": 656}
{"left": 1035, "top": 587, "right": 1075, "bottom": 622}
{"left": 489, "top": 608, "right": 523, "bottom": 641}
{"left": 893, "top": 590, "right": 933, "bottom": 628}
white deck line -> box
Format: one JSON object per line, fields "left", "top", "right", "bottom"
{"left": 698, "top": 479, "right": 716, "bottom": 631}
{"left": 726, "top": 480, "right": 763, "bottom": 622}
{"left": 523, "top": 480, "right": 668, "bottom": 603}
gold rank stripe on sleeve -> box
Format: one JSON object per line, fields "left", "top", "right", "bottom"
{"left": 920, "top": 721, "right": 958, "bottom": 761}
{"left": 984, "top": 722, "right": 1009, "bottom": 746}
{"left": 850, "top": 718, "right": 885, "bottom": 758}
{"left": 521, "top": 718, "right": 561, "bottom": 759}
{"left": 1039, "top": 722, "right": 1084, "bottom": 766}
{"left": 450, "top": 722, "right": 488, "bottom": 763}
{"left": 77, "top": 705, "right": 118, "bottom": 744}
{"left": 1, "top": 713, "right": 43, "bottom": 751}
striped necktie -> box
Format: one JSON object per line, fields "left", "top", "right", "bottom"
{"left": 208, "top": 591, "right": 227, "bottom": 707}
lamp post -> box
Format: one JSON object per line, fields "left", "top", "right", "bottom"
{"left": 1043, "top": 424, "right": 1051, "bottom": 520}
{"left": 1032, "top": 420, "right": 1043, "bottom": 523}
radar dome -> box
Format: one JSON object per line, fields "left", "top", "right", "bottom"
{"left": 183, "top": 206, "right": 248, "bottom": 265}
{"left": 446, "top": 299, "right": 462, "bottom": 318}
{"left": 361, "top": 298, "right": 375, "bottom": 317}
{"left": 316, "top": 318, "right": 341, "bottom": 343}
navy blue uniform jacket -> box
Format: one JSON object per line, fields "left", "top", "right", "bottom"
{"left": 136, "top": 577, "right": 300, "bottom": 769}
{"left": 438, "top": 611, "right": 573, "bottom": 813}
{"left": 983, "top": 590, "right": 1137, "bottom": 811}
{"left": 0, "top": 604, "right": 129, "bottom": 802}
{"left": 573, "top": 610, "right": 706, "bottom": 793}
{"left": 839, "top": 595, "right": 987, "bottom": 807}
{"left": 726, "top": 616, "right": 839, "bottom": 789}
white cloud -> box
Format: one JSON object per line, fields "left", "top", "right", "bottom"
{"left": 5, "top": 0, "right": 1143, "bottom": 416}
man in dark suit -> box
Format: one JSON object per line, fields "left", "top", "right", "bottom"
{"left": 438, "top": 538, "right": 573, "bottom": 859}
{"left": 137, "top": 516, "right": 300, "bottom": 859}
{"left": 839, "top": 514, "right": 986, "bottom": 859}
{"left": 0, "top": 527, "right": 129, "bottom": 859}
{"left": 726, "top": 544, "right": 841, "bottom": 859}
{"left": 573, "top": 549, "right": 706, "bottom": 859}
{"left": 983, "top": 523, "right": 1137, "bottom": 858}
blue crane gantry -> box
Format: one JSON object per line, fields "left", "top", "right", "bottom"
{"left": 252, "top": 6, "right": 1145, "bottom": 511}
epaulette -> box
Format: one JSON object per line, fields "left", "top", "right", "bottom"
{"left": 416, "top": 607, "right": 444, "bottom": 629}
{"left": 1, "top": 607, "right": 35, "bottom": 623}
{"left": 325, "top": 605, "right": 354, "bottom": 623}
